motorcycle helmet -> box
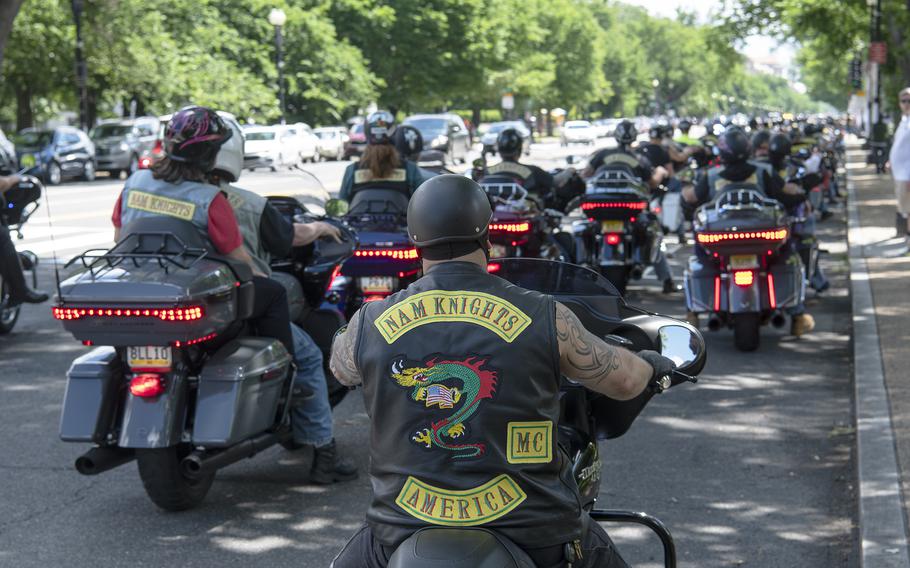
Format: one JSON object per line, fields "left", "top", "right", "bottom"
{"left": 211, "top": 111, "right": 244, "bottom": 183}
{"left": 751, "top": 129, "right": 771, "bottom": 155}
{"left": 614, "top": 120, "right": 637, "bottom": 145}
{"left": 768, "top": 133, "right": 792, "bottom": 162}
{"left": 496, "top": 128, "right": 524, "bottom": 158}
{"left": 407, "top": 174, "right": 493, "bottom": 260}
{"left": 803, "top": 123, "right": 818, "bottom": 137}
{"left": 392, "top": 124, "right": 423, "bottom": 161}
{"left": 716, "top": 126, "right": 752, "bottom": 165}
{"left": 678, "top": 119, "right": 692, "bottom": 134}
{"left": 365, "top": 110, "right": 395, "bottom": 145}
{"left": 164, "top": 106, "right": 233, "bottom": 170}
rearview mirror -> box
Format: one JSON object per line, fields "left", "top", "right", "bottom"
{"left": 657, "top": 324, "right": 705, "bottom": 375}
{"left": 324, "top": 198, "right": 349, "bottom": 217}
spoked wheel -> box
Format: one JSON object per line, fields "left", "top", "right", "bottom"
{"left": 600, "top": 266, "right": 629, "bottom": 295}
{"left": 733, "top": 313, "right": 761, "bottom": 352}
{"left": 136, "top": 444, "right": 215, "bottom": 511}
{"left": 0, "top": 277, "right": 20, "bottom": 335}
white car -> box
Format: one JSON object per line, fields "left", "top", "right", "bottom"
{"left": 243, "top": 126, "right": 296, "bottom": 171}
{"left": 281, "top": 123, "right": 319, "bottom": 163}
{"left": 560, "top": 120, "right": 596, "bottom": 146}
{"left": 313, "top": 126, "right": 348, "bottom": 161}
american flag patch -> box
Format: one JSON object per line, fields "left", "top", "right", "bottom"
{"left": 425, "top": 385, "right": 457, "bottom": 409}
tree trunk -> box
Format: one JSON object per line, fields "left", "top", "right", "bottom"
{"left": 0, "top": 0, "right": 25, "bottom": 71}
{"left": 15, "top": 83, "right": 32, "bottom": 130}
{"left": 471, "top": 106, "right": 480, "bottom": 130}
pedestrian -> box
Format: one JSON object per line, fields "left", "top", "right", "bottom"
{"left": 888, "top": 87, "right": 910, "bottom": 245}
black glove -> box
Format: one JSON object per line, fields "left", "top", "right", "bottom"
{"left": 637, "top": 349, "right": 677, "bottom": 394}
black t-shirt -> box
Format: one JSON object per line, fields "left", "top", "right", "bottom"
{"left": 259, "top": 202, "right": 294, "bottom": 259}
{"left": 638, "top": 142, "right": 671, "bottom": 170}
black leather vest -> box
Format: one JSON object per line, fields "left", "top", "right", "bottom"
{"left": 355, "top": 262, "right": 583, "bottom": 548}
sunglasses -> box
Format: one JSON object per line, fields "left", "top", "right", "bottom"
{"left": 901, "top": 99, "right": 910, "bottom": 104}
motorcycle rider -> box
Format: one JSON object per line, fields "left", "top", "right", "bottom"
{"left": 674, "top": 119, "right": 700, "bottom": 147}
{"left": 207, "top": 114, "right": 358, "bottom": 484}
{"left": 683, "top": 127, "right": 816, "bottom": 336}
{"left": 110, "top": 106, "right": 295, "bottom": 356}
{"left": 328, "top": 174, "right": 678, "bottom": 568}
{"left": 392, "top": 124, "right": 438, "bottom": 181}
{"left": 485, "top": 127, "right": 554, "bottom": 194}
{"left": 339, "top": 111, "right": 427, "bottom": 203}
{"left": 0, "top": 174, "right": 48, "bottom": 306}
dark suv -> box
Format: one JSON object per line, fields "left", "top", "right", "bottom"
{"left": 15, "top": 126, "right": 96, "bottom": 185}
{"left": 90, "top": 117, "right": 159, "bottom": 178}
{"left": 402, "top": 114, "right": 472, "bottom": 164}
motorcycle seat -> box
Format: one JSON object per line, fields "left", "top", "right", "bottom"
{"left": 349, "top": 188, "right": 409, "bottom": 216}
{"left": 389, "top": 527, "right": 537, "bottom": 568}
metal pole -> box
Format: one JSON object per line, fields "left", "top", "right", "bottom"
{"left": 874, "top": 0, "right": 882, "bottom": 125}
{"left": 274, "top": 25, "right": 285, "bottom": 125}
{"left": 71, "top": 0, "right": 89, "bottom": 130}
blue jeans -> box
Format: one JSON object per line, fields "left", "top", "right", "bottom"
{"left": 291, "top": 323, "right": 333, "bottom": 448}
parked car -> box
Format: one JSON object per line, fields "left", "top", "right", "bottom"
{"left": 403, "top": 113, "right": 471, "bottom": 164}
{"left": 89, "top": 117, "right": 159, "bottom": 178}
{"left": 0, "top": 128, "right": 15, "bottom": 175}
{"left": 242, "top": 125, "right": 297, "bottom": 171}
{"left": 592, "top": 118, "right": 620, "bottom": 138}
{"left": 15, "top": 126, "right": 95, "bottom": 185}
{"left": 313, "top": 126, "right": 348, "bottom": 160}
{"left": 343, "top": 122, "right": 367, "bottom": 160}
{"left": 281, "top": 122, "right": 319, "bottom": 163}
{"left": 560, "top": 120, "right": 596, "bottom": 146}
{"left": 479, "top": 121, "right": 531, "bottom": 156}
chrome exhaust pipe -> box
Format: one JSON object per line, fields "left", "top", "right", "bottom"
{"left": 707, "top": 316, "right": 721, "bottom": 332}
{"left": 770, "top": 312, "right": 787, "bottom": 328}
{"left": 629, "top": 265, "right": 644, "bottom": 280}
{"left": 75, "top": 447, "right": 136, "bottom": 476}
{"left": 181, "top": 431, "right": 284, "bottom": 479}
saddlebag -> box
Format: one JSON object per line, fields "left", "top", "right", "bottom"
{"left": 191, "top": 338, "right": 292, "bottom": 447}
{"left": 59, "top": 347, "right": 122, "bottom": 443}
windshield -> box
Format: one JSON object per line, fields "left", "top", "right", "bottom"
{"left": 315, "top": 130, "right": 336, "bottom": 139}
{"left": 245, "top": 131, "right": 276, "bottom": 141}
{"left": 90, "top": 124, "right": 132, "bottom": 139}
{"left": 491, "top": 258, "right": 620, "bottom": 297}
{"left": 15, "top": 130, "right": 54, "bottom": 148}
{"left": 404, "top": 118, "right": 447, "bottom": 136}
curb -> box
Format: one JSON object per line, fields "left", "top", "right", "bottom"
{"left": 846, "top": 161, "right": 910, "bottom": 567}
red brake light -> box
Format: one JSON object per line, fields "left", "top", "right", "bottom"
{"left": 173, "top": 332, "right": 217, "bottom": 347}
{"left": 733, "top": 270, "right": 754, "bottom": 287}
{"left": 53, "top": 305, "right": 204, "bottom": 321}
{"left": 767, "top": 273, "right": 777, "bottom": 308}
{"left": 138, "top": 156, "right": 153, "bottom": 169}
{"left": 130, "top": 374, "right": 165, "bottom": 398}
{"left": 363, "top": 295, "right": 387, "bottom": 302}
{"left": 353, "top": 248, "right": 419, "bottom": 260}
{"left": 487, "top": 263, "right": 501, "bottom": 273}
{"left": 714, "top": 275, "right": 721, "bottom": 311}
{"left": 489, "top": 222, "right": 531, "bottom": 233}
{"left": 605, "top": 233, "right": 622, "bottom": 246}
{"left": 696, "top": 228, "right": 788, "bottom": 245}
{"left": 580, "top": 201, "right": 647, "bottom": 211}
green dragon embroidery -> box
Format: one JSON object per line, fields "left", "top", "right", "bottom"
{"left": 391, "top": 356, "right": 498, "bottom": 459}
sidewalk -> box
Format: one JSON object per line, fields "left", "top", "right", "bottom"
{"left": 846, "top": 145, "right": 910, "bottom": 566}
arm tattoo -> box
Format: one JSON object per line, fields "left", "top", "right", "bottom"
{"left": 555, "top": 303, "right": 622, "bottom": 389}
{"left": 330, "top": 309, "right": 363, "bottom": 387}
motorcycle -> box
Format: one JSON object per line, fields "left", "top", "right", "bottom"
{"left": 55, "top": 196, "right": 355, "bottom": 511}
{"left": 389, "top": 257, "right": 705, "bottom": 568}
{"left": 683, "top": 185, "right": 805, "bottom": 351}
{"left": 569, "top": 165, "right": 663, "bottom": 294}
{"left": 0, "top": 174, "right": 42, "bottom": 334}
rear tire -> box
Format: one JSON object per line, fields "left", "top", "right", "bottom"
{"left": 600, "top": 266, "right": 629, "bottom": 295}
{"left": 733, "top": 313, "right": 761, "bottom": 352}
{"left": 0, "top": 278, "right": 20, "bottom": 335}
{"left": 136, "top": 445, "right": 215, "bottom": 511}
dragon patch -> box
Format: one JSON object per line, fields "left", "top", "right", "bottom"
{"left": 391, "top": 355, "right": 498, "bottom": 460}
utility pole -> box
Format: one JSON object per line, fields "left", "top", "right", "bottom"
{"left": 71, "top": 0, "right": 89, "bottom": 130}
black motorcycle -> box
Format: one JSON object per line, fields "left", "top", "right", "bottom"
{"left": 389, "top": 258, "right": 705, "bottom": 568}
{"left": 0, "top": 174, "right": 42, "bottom": 334}
{"left": 55, "top": 198, "right": 355, "bottom": 511}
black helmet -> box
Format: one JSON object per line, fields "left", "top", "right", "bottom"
{"left": 407, "top": 174, "right": 493, "bottom": 260}
{"left": 751, "top": 129, "right": 771, "bottom": 152}
{"left": 496, "top": 128, "right": 523, "bottom": 157}
{"left": 803, "top": 123, "right": 818, "bottom": 137}
{"left": 614, "top": 120, "right": 637, "bottom": 145}
{"left": 392, "top": 124, "right": 423, "bottom": 160}
{"left": 716, "top": 126, "right": 752, "bottom": 164}
{"left": 769, "top": 133, "right": 792, "bottom": 161}
{"left": 164, "top": 106, "right": 233, "bottom": 170}
{"left": 365, "top": 110, "right": 395, "bottom": 145}
{"left": 678, "top": 119, "right": 692, "bottom": 134}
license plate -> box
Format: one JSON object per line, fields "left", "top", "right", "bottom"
{"left": 490, "top": 244, "right": 508, "bottom": 258}
{"left": 601, "top": 220, "right": 624, "bottom": 233}
{"left": 20, "top": 154, "right": 35, "bottom": 168}
{"left": 729, "top": 254, "right": 759, "bottom": 269}
{"left": 360, "top": 276, "right": 395, "bottom": 293}
{"left": 128, "top": 346, "right": 172, "bottom": 369}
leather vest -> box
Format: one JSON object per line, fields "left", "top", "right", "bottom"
{"left": 119, "top": 169, "right": 220, "bottom": 249}
{"left": 220, "top": 182, "right": 271, "bottom": 276}
{"left": 706, "top": 161, "right": 769, "bottom": 199}
{"left": 355, "top": 262, "right": 582, "bottom": 548}
{"left": 486, "top": 161, "right": 532, "bottom": 184}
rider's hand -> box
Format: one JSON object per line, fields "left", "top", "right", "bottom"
{"left": 314, "top": 221, "right": 343, "bottom": 242}
{"left": 637, "top": 350, "right": 677, "bottom": 392}
{"left": 0, "top": 175, "right": 22, "bottom": 194}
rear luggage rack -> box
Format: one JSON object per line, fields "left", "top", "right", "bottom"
{"left": 709, "top": 188, "right": 783, "bottom": 213}
{"left": 65, "top": 232, "right": 209, "bottom": 277}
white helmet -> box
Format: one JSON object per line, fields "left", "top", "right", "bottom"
{"left": 213, "top": 111, "right": 244, "bottom": 182}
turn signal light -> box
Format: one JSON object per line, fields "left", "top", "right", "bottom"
{"left": 733, "top": 270, "right": 754, "bottom": 287}
{"left": 696, "top": 228, "right": 788, "bottom": 245}
{"left": 129, "top": 374, "right": 165, "bottom": 398}
{"left": 354, "top": 248, "right": 419, "bottom": 260}
{"left": 605, "top": 233, "right": 622, "bottom": 246}
{"left": 580, "top": 201, "right": 647, "bottom": 211}
{"left": 489, "top": 222, "right": 531, "bottom": 233}
{"left": 53, "top": 306, "right": 204, "bottom": 321}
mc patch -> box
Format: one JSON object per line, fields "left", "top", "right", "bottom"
{"left": 126, "top": 190, "right": 195, "bottom": 221}
{"left": 395, "top": 474, "right": 527, "bottom": 526}
{"left": 506, "top": 421, "right": 553, "bottom": 464}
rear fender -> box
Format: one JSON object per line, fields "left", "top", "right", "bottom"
{"left": 683, "top": 256, "right": 720, "bottom": 312}
{"left": 728, "top": 278, "right": 761, "bottom": 314}
{"left": 118, "top": 371, "right": 187, "bottom": 448}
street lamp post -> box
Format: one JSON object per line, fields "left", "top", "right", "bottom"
{"left": 268, "top": 8, "right": 287, "bottom": 125}
{"left": 71, "top": 0, "right": 89, "bottom": 130}
{"left": 652, "top": 78, "right": 660, "bottom": 114}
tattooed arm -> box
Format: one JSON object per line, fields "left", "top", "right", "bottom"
{"left": 329, "top": 308, "right": 364, "bottom": 387}
{"left": 555, "top": 301, "right": 653, "bottom": 400}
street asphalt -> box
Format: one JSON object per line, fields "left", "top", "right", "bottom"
{"left": 0, "top": 141, "right": 858, "bottom": 567}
